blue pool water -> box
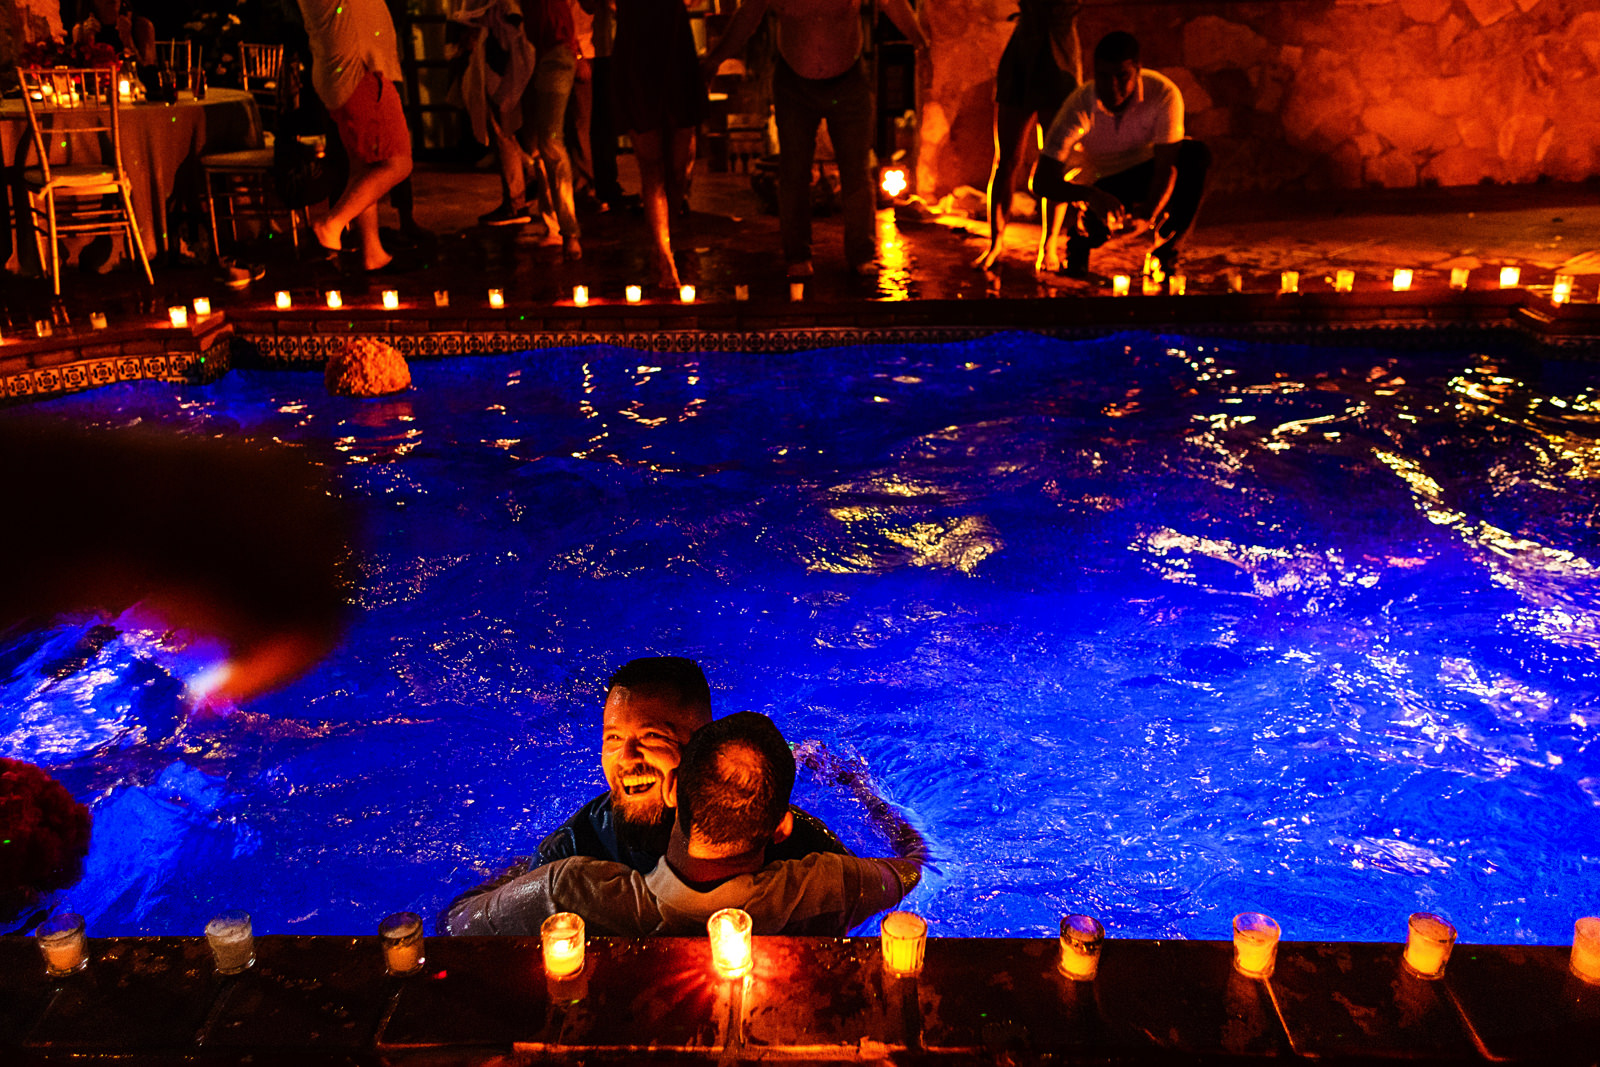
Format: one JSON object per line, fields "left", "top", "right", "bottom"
{"left": 3, "top": 332, "right": 1598, "bottom": 943}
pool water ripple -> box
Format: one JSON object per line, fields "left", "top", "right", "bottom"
{"left": 3, "top": 332, "right": 1597, "bottom": 942}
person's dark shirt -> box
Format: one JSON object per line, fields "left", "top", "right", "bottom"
{"left": 535, "top": 791, "right": 850, "bottom": 872}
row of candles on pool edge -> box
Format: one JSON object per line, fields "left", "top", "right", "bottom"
{"left": 32, "top": 908, "right": 1600, "bottom": 987}
{"left": 266, "top": 284, "right": 772, "bottom": 315}
{"left": 1110, "top": 265, "right": 1579, "bottom": 300}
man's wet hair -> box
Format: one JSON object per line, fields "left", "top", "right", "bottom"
{"left": 606, "top": 656, "right": 711, "bottom": 712}
{"left": 676, "top": 712, "right": 796, "bottom": 854}
{"left": 1093, "top": 31, "right": 1140, "bottom": 66}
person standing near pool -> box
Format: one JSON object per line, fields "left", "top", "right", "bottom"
{"left": 297, "top": 0, "right": 415, "bottom": 273}
{"left": 533, "top": 656, "right": 846, "bottom": 870}
{"left": 441, "top": 712, "right": 924, "bottom": 935}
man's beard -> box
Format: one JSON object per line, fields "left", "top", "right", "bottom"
{"left": 614, "top": 797, "right": 674, "bottom": 858}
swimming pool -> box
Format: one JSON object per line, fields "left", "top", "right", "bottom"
{"left": 4, "top": 331, "right": 1597, "bottom": 943}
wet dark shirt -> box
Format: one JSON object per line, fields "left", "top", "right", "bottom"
{"left": 535, "top": 791, "right": 850, "bottom": 872}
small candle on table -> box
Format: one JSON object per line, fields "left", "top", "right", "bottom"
{"left": 679, "top": 284, "right": 696, "bottom": 303}
{"left": 433, "top": 290, "right": 450, "bottom": 307}
{"left": 487, "top": 289, "right": 504, "bottom": 308}
{"left": 1334, "top": 269, "right": 1355, "bottom": 293}
{"left": 572, "top": 285, "right": 589, "bottom": 306}
{"left": 1552, "top": 274, "right": 1574, "bottom": 306}
{"left": 325, "top": 290, "right": 343, "bottom": 310}
{"left": 1402, "top": 912, "right": 1455, "bottom": 979}
{"left": 90, "top": 311, "right": 108, "bottom": 330}
{"left": 1232, "top": 912, "right": 1280, "bottom": 979}
{"left": 380, "top": 911, "right": 426, "bottom": 976}
{"left": 1572, "top": 917, "right": 1600, "bottom": 985}
{"left": 626, "top": 285, "right": 643, "bottom": 304}
{"left": 1111, "top": 274, "right": 1130, "bottom": 297}
{"left": 1168, "top": 275, "right": 1186, "bottom": 296}
{"left": 1499, "top": 266, "right": 1521, "bottom": 289}
{"left": 735, "top": 284, "right": 750, "bottom": 302}
{"left": 708, "top": 907, "right": 752, "bottom": 979}
{"left": 789, "top": 281, "right": 804, "bottom": 302}
{"left": 275, "top": 290, "right": 292, "bottom": 309}
{"left": 1058, "top": 914, "right": 1104, "bottom": 980}
{"left": 1392, "top": 268, "right": 1413, "bottom": 292}
{"left": 880, "top": 910, "right": 927, "bottom": 977}
{"left": 193, "top": 296, "right": 211, "bottom": 317}
{"left": 1279, "top": 271, "right": 1299, "bottom": 294}
{"left": 36, "top": 913, "right": 87, "bottom": 977}
{"left": 1450, "top": 267, "right": 1470, "bottom": 290}
{"left": 35, "top": 320, "right": 53, "bottom": 338}
{"left": 382, "top": 289, "right": 400, "bottom": 310}
{"left": 167, "top": 306, "right": 188, "bottom": 328}
{"left": 541, "top": 912, "right": 585, "bottom": 978}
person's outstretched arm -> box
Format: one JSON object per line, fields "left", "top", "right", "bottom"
{"left": 700, "top": 0, "right": 775, "bottom": 81}
{"left": 794, "top": 741, "right": 931, "bottom": 874}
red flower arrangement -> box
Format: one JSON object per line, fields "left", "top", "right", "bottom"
{"left": 18, "top": 37, "right": 122, "bottom": 70}
{"left": 0, "top": 759, "right": 92, "bottom": 921}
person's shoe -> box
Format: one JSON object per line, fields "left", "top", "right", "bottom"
{"left": 218, "top": 257, "right": 266, "bottom": 289}
{"left": 563, "top": 236, "right": 582, "bottom": 262}
{"left": 786, "top": 260, "right": 814, "bottom": 279}
{"left": 478, "top": 203, "right": 533, "bottom": 226}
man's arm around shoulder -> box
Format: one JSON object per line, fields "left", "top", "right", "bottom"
{"left": 441, "top": 855, "right": 657, "bottom": 936}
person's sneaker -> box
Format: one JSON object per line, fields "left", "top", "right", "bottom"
{"left": 218, "top": 258, "right": 266, "bottom": 289}
{"left": 478, "top": 203, "right": 532, "bottom": 226}
{"left": 786, "top": 260, "right": 814, "bottom": 279}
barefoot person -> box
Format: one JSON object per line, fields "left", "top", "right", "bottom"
{"left": 974, "top": 0, "right": 1080, "bottom": 274}
{"left": 612, "top": 0, "right": 706, "bottom": 289}
{"left": 703, "top": 0, "right": 929, "bottom": 279}
{"left": 297, "top": 0, "right": 414, "bottom": 272}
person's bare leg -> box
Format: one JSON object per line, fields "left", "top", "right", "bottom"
{"left": 976, "top": 103, "right": 1032, "bottom": 271}
{"left": 313, "top": 154, "right": 412, "bottom": 266}
{"left": 668, "top": 126, "right": 694, "bottom": 217}
{"left": 633, "top": 128, "right": 680, "bottom": 289}
{"left": 1036, "top": 200, "right": 1068, "bottom": 273}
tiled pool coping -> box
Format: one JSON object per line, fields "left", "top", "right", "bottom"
{"left": 2, "top": 934, "right": 1596, "bottom": 1063}
{"left": 1, "top": 291, "right": 1597, "bottom": 403}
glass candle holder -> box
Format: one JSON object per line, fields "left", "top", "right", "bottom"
{"left": 1499, "top": 266, "right": 1521, "bottom": 289}
{"left": 735, "top": 284, "right": 750, "bottom": 302}
{"left": 1571, "top": 917, "right": 1600, "bottom": 985}
{"left": 541, "top": 912, "right": 585, "bottom": 979}
{"left": 1402, "top": 912, "right": 1456, "bottom": 979}
{"left": 380, "top": 911, "right": 426, "bottom": 976}
{"left": 708, "top": 907, "right": 753, "bottom": 979}
{"left": 34, "top": 319, "right": 53, "bottom": 338}
{"left": 880, "top": 910, "right": 927, "bottom": 977}
{"left": 1232, "top": 912, "right": 1280, "bottom": 979}
{"left": 325, "top": 290, "right": 343, "bottom": 310}
{"left": 36, "top": 912, "right": 87, "bottom": 977}
{"left": 1450, "top": 267, "right": 1470, "bottom": 290}
{"left": 206, "top": 910, "right": 255, "bottom": 974}
{"left": 679, "top": 284, "right": 696, "bottom": 303}
{"left": 1058, "top": 914, "right": 1105, "bottom": 981}
{"left": 572, "top": 285, "right": 589, "bottom": 307}
{"left": 1111, "top": 274, "right": 1131, "bottom": 297}
{"left": 1226, "top": 271, "right": 1243, "bottom": 293}
{"left": 1392, "top": 268, "right": 1413, "bottom": 292}
{"left": 433, "top": 290, "right": 450, "bottom": 307}
{"left": 1334, "top": 269, "right": 1355, "bottom": 293}
{"left": 1279, "top": 271, "right": 1299, "bottom": 294}
{"left": 193, "top": 296, "right": 211, "bottom": 317}
{"left": 382, "top": 290, "right": 400, "bottom": 310}
{"left": 1552, "top": 274, "right": 1575, "bottom": 306}
{"left": 1141, "top": 276, "right": 1163, "bottom": 296}
{"left": 625, "top": 285, "right": 643, "bottom": 304}
{"left": 788, "top": 281, "right": 804, "bottom": 302}
{"left": 89, "top": 311, "right": 108, "bottom": 330}
{"left": 275, "top": 290, "right": 292, "bottom": 309}
{"left": 487, "top": 289, "right": 505, "bottom": 308}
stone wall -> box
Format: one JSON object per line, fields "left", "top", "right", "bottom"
{"left": 916, "top": 0, "right": 1600, "bottom": 196}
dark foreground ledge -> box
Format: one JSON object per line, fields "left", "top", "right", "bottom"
{"left": 2, "top": 935, "right": 1598, "bottom": 1065}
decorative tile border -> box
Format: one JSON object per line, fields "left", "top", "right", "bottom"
{"left": 0, "top": 340, "right": 230, "bottom": 402}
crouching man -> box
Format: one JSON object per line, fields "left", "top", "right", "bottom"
{"left": 1031, "top": 30, "right": 1210, "bottom": 279}
{"left": 441, "top": 712, "right": 924, "bottom": 935}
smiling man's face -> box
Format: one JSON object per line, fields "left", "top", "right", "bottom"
{"left": 600, "top": 686, "right": 710, "bottom": 835}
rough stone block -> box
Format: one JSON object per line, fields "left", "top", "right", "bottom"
{"left": 1183, "top": 16, "right": 1271, "bottom": 72}
{"left": 1423, "top": 145, "right": 1497, "bottom": 185}
{"left": 1463, "top": 0, "right": 1515, "bottom": 26}
{"left": 1365, "top": 150, "right": 1418, "bottom": 187}
{"left": 1362, "top": 100, "right": 1459, "bottom": 153}
{"left": 1163, "top": 66, "right": 1213, "bottom": 113}
{"left": 1437, "top": 13, "right": 1466, "bottom": 53}
{"left": 1400, "top": 0, "right": 1454, "bottom": 22}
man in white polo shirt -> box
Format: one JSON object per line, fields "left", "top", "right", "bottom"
{"left": 1031, "top": 30, "right": 1209, "bottom": 279}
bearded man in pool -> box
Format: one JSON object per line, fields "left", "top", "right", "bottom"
{"left": 533, "top": 656, "right": 848, "bottom": 869}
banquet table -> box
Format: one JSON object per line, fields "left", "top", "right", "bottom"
{"left": 1, "top": 87, "right": 263, "bottom": 274}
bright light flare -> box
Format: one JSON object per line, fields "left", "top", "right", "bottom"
{"left": 880, "top": 166, "right": 909, "bottom": 199}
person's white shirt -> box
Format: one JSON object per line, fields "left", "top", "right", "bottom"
{"left": 1041, "top": 69, "right": 1183, "bottom": 184}
{"left": 296, "top": 0, "right": 405, "bottom": 111}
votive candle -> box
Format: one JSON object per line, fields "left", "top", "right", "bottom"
{"left": 880, "top": 910, "right": 927, "bottom": 977}
{"left": 708, "top": 907, "right": 753, "bottom": 979}
{"left": 1450, "top": 267, "right": 1470, "bottom": 289}
{"left": 89, "top": 312, "right": 108, "bottom": 330}
{"left": 382, "top": 289, "right": 399, "bottom": 310}
{"left": 433, "top": 290, "right": 449, "bottom": 307}
{"left": 1552, "top": 274, "right": 1574, "bottom": 306}
{"left": 192, "top": 296, "right": 211, "bottom": 317}
{"left": 205, "top": 911, "right": 255, "bottom": 975}
{"left": 1233, "top": 912, "right": 1280, "bottom": 979}
{"left": 1279, "top": 271, "right": 1299, "bottom": 294}
{"left": 1111, "top": 274, "right": 1130, "bottom": 297}
{"left": 679, "top": 284, "right": 696, "bottom": 303}
{"left": 572, "top": 285, "right": 589, "bottom": 306}
{"left": 118, "top": 78, "right": 131, "bottom": 101}
{"left": 1142, "top": 275, "right": 1162, "bottom": 296}
{"left": 541, "top": 912, "right": 585, "bottom": 979}
{"left": 1499, "top": 266, "right": 1521, "bottom": 289}
{"left": 167, "top": 306, "right": 188, "bottom": 328}
{"left": 1334, "top": 269, "right": 1355, "bottom": 293}
{"left": 36, "top": 913, "right": 87, "bottom": 977}
{"left": 1392, "top": 268, "right": 1413, "bottom": 292}
{"left": 1402, "top": 912, "right": 1456, "bottom": 980}
{"left": 380, "top": 911, "right": 426, "bottom": 976}
{"left": 1058, "top": 914, "right": 1105, "bottom": 981}
{"left": 1571, "top": 917, "right": 1600, "bottom": 985}
{"left": 1227, "top": 271, "right": 1243, "bottom": 293}
{"left": 626, "top": 285, "right": 643, "bottom": 304}
{"left": 325, "top": 290, "right": 342, "bottom": 310}
{"left": 275, "top": 290, "right": 292, "bottom": 309}
{"left": 487, "top": 289, "right": 504, "bottom": 308}
{"left": 1168, "top": 275, "right": 1186, "bottom": 296}
{"left": 789, "top": 281, "right": 804, "bottom": 302}
{"left": 735, "top": 284, "right": 750, "bottom": 301}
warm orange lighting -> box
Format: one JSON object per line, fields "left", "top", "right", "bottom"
{"left": 880, "top": 911, "right": 926, "bottom": 976}
{"left": 1392, "top": 268, "right": 1413, "bottom": 292}
{"left": 1499, "top": 266, "right": 1521, "bottom": 289}
{"left": 1279, "top": 270, "right": 1299, "bottom": 294}
{"left": 1573, "top": 917, "right": 1600, "bottom": 985}
{"left": 708, "top": 908, "right": 752, "bottom": 979}
{"left": 789, "top": 281, "right": 804, "bottom": 302}
{"left": 275, "top": 290, "right": 292, "bottom": 309}
{"left": 1334, "top": 269, "right": 1355, "bottom": 293}
{"left": 325, "top": 291, "right": 342, "bottom": 310}
{"left": 1233, "top": 912, "right": 1280, "bottom": 979}
{"left": 679, "top": 284, "right": 696, "bottom": 303}
{"left": 1450, "top": 267, "right": 1470, "bottom": 289}
{"left": 382, "top": 290, "right": 399, "bottom": 310}
{"left": 89, "top": 312, "right": 108, "bottom": 330}
{"left": 572, "top": 285, "right": 589, "bottom": 306}
{"left": 433, "top": 290, "right": 449, "bottom": 307}
{"left": 541, "top": 912, "right": 585, "bottom": 978}
{"left": 1111, "top": 274, "right": 1130, "bottom": 297}
{"left": 1058, "top": 914, "right": 1104, "bottom": 980}
{"left": 167, "top": 306, "right": 188, "bottom": 328}
{"left": 1552, "top": 274, "right": 1574, "bottom": 306}
{"left": 1402, "top": 912, "right": 1456, "bottom": 980}
{"left": 118, "top": 78, "right": 131, "bottom": 101}
{"left": 193, "top": 296, "right": 211, "bottom": 317}
{"left": 1168, "top": 275, "right": 1186, "bottom": 296}
{"left": 735, "top": 285, "right": 749, "bottom": 301}
{"left": 625, "top": 285, "right": 643, "bottom": 304}
{"left": 880, "top": 166, "right": 909, "bottom": 199}
{"left": 487, "top": 289, "right": 504, "bottom": 308}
